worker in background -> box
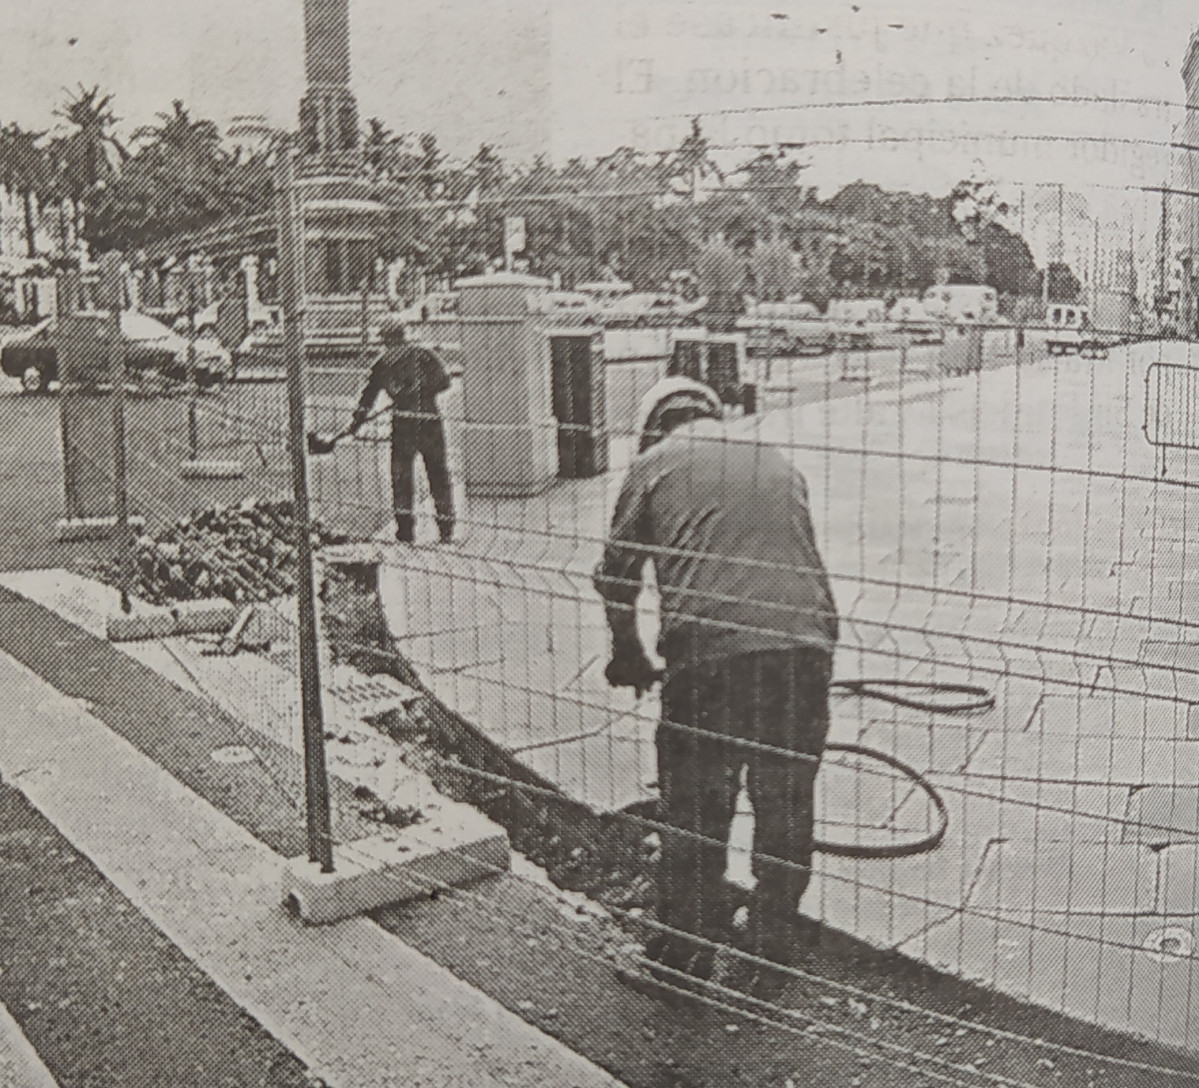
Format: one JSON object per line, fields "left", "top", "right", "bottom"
{"left": 348, "top": 315, "right": 455, "bottom": 544}
{"left": 594, "top": 376, "right": 839, "bottom": 1001}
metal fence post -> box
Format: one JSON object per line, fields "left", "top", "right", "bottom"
{"left": 100, "top": 254, "right": 132, "bottom": 615}
{"left": 274, "top": 143, "right": 335, "bottom": 873}
{"left": 187, "top": 263, "right": 199, "bottom": 461}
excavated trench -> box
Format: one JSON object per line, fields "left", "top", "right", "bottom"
{"left": 94, "top": 508, "right": 672, "bottom": 936}
{"left": 320, "top": 551, "right": 669, "bottom": 927}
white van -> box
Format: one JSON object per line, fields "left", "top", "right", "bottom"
{"left": 826, "top": 298, "right": 890, "bottom": 348}
{"left": 888, "top": 297, "right": 944, "bottom": 343}
{"left": 1045, "top": 303, "right": 1108, "bottom": 358}
{"left": 921, "top": 284, "right": 998, "bottom": 324}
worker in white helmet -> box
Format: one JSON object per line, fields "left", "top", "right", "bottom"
{"left": 595, "top": 376, "right": 839, "bottom": 1001}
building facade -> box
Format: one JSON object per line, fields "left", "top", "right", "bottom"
{"left": 1176, "top": 28, "right": 1199, "bottom": 335}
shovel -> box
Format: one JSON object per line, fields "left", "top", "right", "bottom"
{"left": 306, "top": 426, "right": 353, "bottom": 456}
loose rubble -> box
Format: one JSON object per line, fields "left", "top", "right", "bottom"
{"left": 95, "top": 498, "right": 348, "bottom": 605}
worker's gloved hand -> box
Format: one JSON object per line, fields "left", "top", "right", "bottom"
{"left": 604, "top": 646, "right": 661, "bottom": 697}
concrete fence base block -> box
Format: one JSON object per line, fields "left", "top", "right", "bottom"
{"left": 56, "top": 515, "right": 147, "bottom": 543}
{"left": 282, "top": 813, "right": 510, "bottom": 925}
{"left": 171, "top": 598, "right": 241, "bottom": 635}
{"left": 180, "top": 459, "right": 245, "bottom": 480}
{"left": 107, "top": 609, "right": 177, "bottom": 643}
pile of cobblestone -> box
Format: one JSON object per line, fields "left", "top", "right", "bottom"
{"left": 96, "top": 498, "right": 348, "bottom": 605}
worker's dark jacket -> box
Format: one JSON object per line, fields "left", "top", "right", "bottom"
{"left": 594, "top": 417, "right": 839, "bottom": 685}
{"left": 352, "top": 344, "right": 450, "bottom": 429}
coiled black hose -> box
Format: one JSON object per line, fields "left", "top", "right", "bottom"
{"left": 815, "top": 679, "right": 994, "bottom": 858}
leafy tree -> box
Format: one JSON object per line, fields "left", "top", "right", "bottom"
{"left": 362, "top": 117, "right": 395, "bottom": 178}
{"left": 663, "top": 118, "right": 722, "bottom": 205}
{"left": 1046, "top": 261, "right": 1082, "bottom": 303}
{"left": 734, "top": 144, "right": 810, "bottom": 234}
{"left": 695, "top": 238, "right": 747, "bottom": 328}
{"left": 749, "top": 238, "right": 801, "bottom": 300}
{"left": 86, "top": 100, "right": 234, "bottom": 252}
{"left": 950, "top": 166, "right": 1011, "bottom": 244}
{"left": 467, "top": 143, "right": 505, "bottom": 196}
{"left": 981, "top": 221, "right": 1039, "bottom": 297}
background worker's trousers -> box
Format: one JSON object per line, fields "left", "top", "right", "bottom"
{"left": 391, "top": 417, "right": 455, "bottom": 543}
{"left": 653, "top": 646, "right": 832, "bottom": 972}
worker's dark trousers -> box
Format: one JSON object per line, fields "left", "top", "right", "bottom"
{"left": 391, "top": 417, "right": 455, "bottom": 543}
{"left": 652, "top": 647, "right": 831, "bottom": 973}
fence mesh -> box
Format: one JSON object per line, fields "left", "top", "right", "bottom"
{"left": 43, "top": 108, "right": 1199, "bottom": 1083}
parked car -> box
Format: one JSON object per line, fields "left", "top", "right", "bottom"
{"left": 826, "top": 298, "right": 891, "bottom": 348}
{"left": 921, "top": 284, "right": 999, "bottom": 325}
{"left": 888, "top": 297, "right": 945, "bottom": 343}
{"left": 1, "top": 311, "right": 232, "bottom": 393}
{"left": 599, "top": 291, "right": 708, "bottom": 328}
{"left": 736, "top": 300, "right": 834, "bottom": 356}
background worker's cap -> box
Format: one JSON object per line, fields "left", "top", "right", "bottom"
{"left": 635, "top": 376, "right": 723, "bottom": 441}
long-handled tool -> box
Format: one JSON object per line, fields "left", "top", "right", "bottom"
{"left": 306, "top": 403, "right": 393, "bottom": 456}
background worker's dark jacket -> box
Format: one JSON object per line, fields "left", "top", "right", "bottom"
{"left": 352, "top": 344, "right": 450, "bottom": 428}
{"left": 594, "top": 417, "right": 839, "bottom": 685}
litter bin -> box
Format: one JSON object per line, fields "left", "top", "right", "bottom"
{"left": 669, "top": 331, "right": 754, "bottom": 409}
{"left": 550, "top": 331, "right": 608, "bottom": 478}
{"left": 939, "top": 324, "right": 984, "bottom": 376}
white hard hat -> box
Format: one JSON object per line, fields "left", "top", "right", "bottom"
{"left": 635, "top": 376, "right": 723, "bottom": 441}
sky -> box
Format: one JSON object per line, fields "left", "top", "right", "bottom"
{"left": 0, "top": 0, "right": 1196, "bottom": 258}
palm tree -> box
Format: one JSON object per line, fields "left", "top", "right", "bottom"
{"left": 53, "top": 84, "right": 127, "bottom": 245}
{"left": 85, "top": 99, "right": 236, "bottom": 251}
{"left": 664, "top": 118, "right": 723, "bottom": 205}
{"left": 0, "top": 124, "right": 49, "bottom": 257}
{"left": 133, "top": 100, "right": 223, "bottom": 184}
{"left": 362, "top": 117, "right": 396, "bottom": 178}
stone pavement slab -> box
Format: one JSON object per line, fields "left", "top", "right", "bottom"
{"left": 967, "top": 840, "right": 1159, "bottom": 916}
{"left": 903, "top": 908, "right": 1199, "bottom": 1051}
{"left": 0, "top": 649, "right": 625, "bottom": 1088}
{"left": 1124, "top": 786, "right": 1199, "bottom": 847}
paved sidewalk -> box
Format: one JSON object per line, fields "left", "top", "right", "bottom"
{"left": 367, "top": 340, "right": 1199, "bottom": 1051}
{"left": 0, "top": 647, "right": 626, "bottom": 1088}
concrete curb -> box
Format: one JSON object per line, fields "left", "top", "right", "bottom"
{"left": 105, "top": 598, "right": 245, "bottom": 643}
{"left": 0, "top": 648, "right": 626, "bottom": 1088}
{"left": 284, "top": 817, "right": 510, "bottom": 925}
{"left": 0, "top": 1001, "right": 58, "bottom": 1088}
{"left": 55, "top": 515, "right": 146, "bottom": 543}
